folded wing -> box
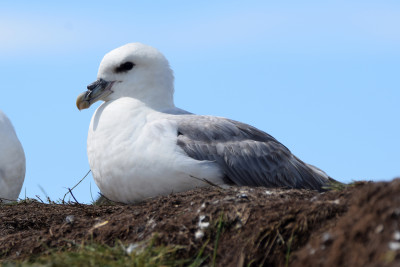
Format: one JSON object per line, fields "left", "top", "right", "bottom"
{"left": 176, "top": 115, "right": 330, "bottom": 191}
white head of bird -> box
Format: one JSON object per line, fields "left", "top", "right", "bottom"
{"left": 77, "top": 43, "right": 175, "bottom": 111}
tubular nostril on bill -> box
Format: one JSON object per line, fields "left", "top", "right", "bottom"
{"left": 87, "top": 78, "right": 106, "bottom": 90}
{"left": 87, "top": 82, "right": 97, "bottom": 90}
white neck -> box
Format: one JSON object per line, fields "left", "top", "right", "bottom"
{"left": 131, "top": 84, "right": 175, "bottom": 111}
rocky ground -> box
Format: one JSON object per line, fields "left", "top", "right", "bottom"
{"left": 1, "top": 179, "right": 400, "bottom": 266}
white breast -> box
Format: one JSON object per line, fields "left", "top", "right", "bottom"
{"left": 87, "top": 97, "right": 223, "bottom": 203}
{"left": 0, "top": 111, "right": 25, "bottom": 202}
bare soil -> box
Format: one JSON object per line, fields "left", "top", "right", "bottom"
{"left": 1, "top": 179, "right": 400, "bottom": 266}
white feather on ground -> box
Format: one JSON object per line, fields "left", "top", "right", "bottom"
{"left": 76, "top": 43, "right": 334, "bottom": 204}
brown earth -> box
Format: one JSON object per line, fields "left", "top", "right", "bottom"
{"left": 1, "top": 179, "right": 400, "bottom": 266}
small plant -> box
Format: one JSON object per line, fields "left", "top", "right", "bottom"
{"left": 5, "top": 238, "right": 188, "bottom": 267}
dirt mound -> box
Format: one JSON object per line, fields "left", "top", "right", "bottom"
{"left": 294, "top": 179, "right": 400, "bottom": 267}
{"left": 1, "top": 179, "right": 399, "bottom": 266}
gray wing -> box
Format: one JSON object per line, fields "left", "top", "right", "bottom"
{"left": 175, "top": 115, "right": 330, "bottom": 191}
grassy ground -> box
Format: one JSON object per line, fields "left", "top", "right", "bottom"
{"left": 3, "top": 238, "right": 190, "bottom": 267}
{"left": 1, "top": 216, "right": 223, "bottom": 267}
{"left": 2, "top": 181, "right": 399, "bottom": 266}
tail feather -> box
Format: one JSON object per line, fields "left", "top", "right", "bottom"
{"left": 291, "top": 157, "right": 339, "bottom": 192}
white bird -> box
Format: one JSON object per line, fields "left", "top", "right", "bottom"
{"left": 0, "top": 110, "right": 25, "bottom": 202}
{"left": 76, "top": 43, "right": 335, "bottom": 204}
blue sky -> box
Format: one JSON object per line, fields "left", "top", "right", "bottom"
{"left": 1, "top": 1, "right": 399, "bottom": 203}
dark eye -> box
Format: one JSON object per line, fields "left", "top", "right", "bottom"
{"left": 115, "top": 61, "right": 135, "bottom": 73}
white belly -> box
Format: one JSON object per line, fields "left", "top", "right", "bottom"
{"left": 0, "top": 123, "right": 25, "bottom": 201}
{"left": 87, "top": 98, "right": 223, "bottom": 203}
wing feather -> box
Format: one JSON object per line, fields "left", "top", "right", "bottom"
{"left": 175, "top": 115, "right": 330, "bottom": 191}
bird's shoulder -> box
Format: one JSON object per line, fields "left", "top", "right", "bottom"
{"left": 173, "top": 114, "right": 281, "bottom": 144}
